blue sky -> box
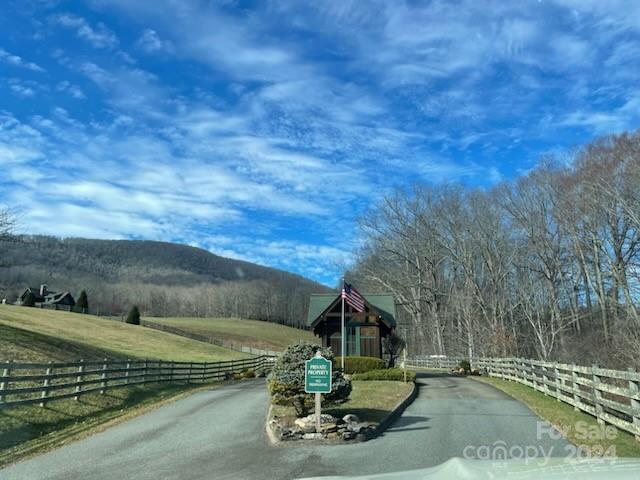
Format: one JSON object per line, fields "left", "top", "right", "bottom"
{"left": 1, "top": 1, "right": 640, "bottom": 286}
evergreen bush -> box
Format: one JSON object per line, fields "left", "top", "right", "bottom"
{"left": 125, "top": 305, "right": 141, "bottom": 325}
{"left": 268, "top": 342, "right": 351, "bottom": 417}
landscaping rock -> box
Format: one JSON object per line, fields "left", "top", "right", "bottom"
{"left": 347, "top": 423, "right": 362, "bottom": 433}
{"left": 303, "top": 433, "right": 323, "bottom": 440}
{"left": 294, "top": 418, "right": 316, "bottom": 433}
{"left": 342, "top": 414, "right": 359, "bottom": 424}
{"left": 320, "top": 422, "right": 338, "bottom": 433}
{"left": 341, "top": 431, "right": 357, "bottom": 440}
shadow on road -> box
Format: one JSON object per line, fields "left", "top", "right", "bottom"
{"left": 385, "top": 415, "right": 431, "bottom": 433}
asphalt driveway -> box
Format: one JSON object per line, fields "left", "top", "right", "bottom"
{"left": 0, "top": 373, "right": 571, "bottom": 480}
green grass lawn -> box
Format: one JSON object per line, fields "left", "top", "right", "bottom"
{"left": 474, "top": 376, "right": 640, "bottom": 457}
{"left": 146, "top": 316, "right": 316, "bottom": 351}
{"left": 0, "top": 305, "right": 248, "bottom": 362}
{"left": 271, "top": 380, "right": 414, "bottom": 425}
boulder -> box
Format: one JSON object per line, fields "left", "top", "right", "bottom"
{"left": 320, "top": 422, "right": 338, "bottom": 433}
{"left": 341, "top": 431, "right": 357, "bottom": 440}
{"left": 347, "top": 423, "right": 362, "bottom": 433}
{"left": 294, "top": 418, "right": 316, "bottom": 434}
{"left": 342, "top": 414, "right": 359, "bottom": 424}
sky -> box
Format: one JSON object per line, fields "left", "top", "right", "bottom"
{"left": 1, "top": 0, "right": 640, "bottom": 286}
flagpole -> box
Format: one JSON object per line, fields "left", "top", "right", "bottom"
{"left": 341, "top": 277, "right": 345, "bottom": 371}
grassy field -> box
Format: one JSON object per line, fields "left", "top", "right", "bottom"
{"left": 0, "top": 305, "right": 248, "bottom": 362}
{"left": 146, "top": 316, "right": 316, "bottom": 351}
{"left": 0, "top": 305, "right": 255, "bottom": 467}
{"left": 271, "top": 380, "right": 414, "bottom": 425}
{"left": 474, "top": 376, "right": 640, "bottom": 457}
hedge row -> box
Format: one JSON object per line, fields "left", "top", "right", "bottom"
{"left": 333, "top": 356, "right": 385, "bottom": 374}
{"left": 351, "top": 368, "right": 416, "bottom": 382}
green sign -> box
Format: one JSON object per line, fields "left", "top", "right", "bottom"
{"left": 305, "top": 353, "right": 332, "bottom": 394}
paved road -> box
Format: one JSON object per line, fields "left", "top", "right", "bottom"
{"left": 1, "top": 373, "right": 571, "bottom": 480}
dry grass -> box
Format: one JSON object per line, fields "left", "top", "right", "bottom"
{"left": 0, "top": 305, "right": 247, "bottom": 362}
{"left": 146, "top": 316, "right": 316, "bottom": 351}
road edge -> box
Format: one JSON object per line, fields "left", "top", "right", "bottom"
{"left": 0, "top": 380, "right": 247, "bottom": 470}
{"left": 371, "top": 380, "right": 418, "bottom": 438}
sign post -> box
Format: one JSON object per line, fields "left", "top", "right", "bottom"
{"left": 305, "top": 351, "right": 332, "bottom": 433}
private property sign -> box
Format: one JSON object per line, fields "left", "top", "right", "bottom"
{"left": 304, "top": 352, "right": 332, "bottom": 393}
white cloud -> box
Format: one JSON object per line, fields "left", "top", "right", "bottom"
{"left": 9, "top": 83, "right": 35, "bottom": 97}
{"left": 0, "top": 48, "right": 44, "bottom": 72}
{"left": 137, "top": 28, "right": 174, "bottom": 54}
{"left": 53, "top": 14, "right": 119, "bottom": 49}
{"left": 55, "top": 80, "right": 86, "bottom": 99}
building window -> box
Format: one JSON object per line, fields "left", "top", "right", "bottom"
{"left": 360, "top": 326, "right": 379, "bottom": 357}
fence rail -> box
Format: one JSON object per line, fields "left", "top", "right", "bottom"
{"left": 0, "top": 355, "right": 274, "bottom": 409}
{"left": 407, "top": 355, "right": 640, "bottom": 442}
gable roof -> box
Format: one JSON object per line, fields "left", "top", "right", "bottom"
{"left": 306, "top": 293, "right": 396, "bottom": 328}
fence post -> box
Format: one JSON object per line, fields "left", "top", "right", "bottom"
{"left": 0, "top": 360, "right": 12, "bottom": 403}
{"left": 571, "top": 364, "right": 580, "bottom": 411}
{"left": 169, "top": 361, "right": 175, "bottom": 384}
{"left": 554, "top": 363, "right": 561, "bottom": 402}
{"left": 125, "top": 359, "right": 131, "bottom": 385}
{"left": 74, "top": 359, "right": 84, "bottom": 401}
{"left": 40, "top": 361, "right": 53, "bottom": 407}
{"left": 188, "top": 362, "right": 193, "bottom": 383}
{"left": 202, "top": 362, "right": 207, "bottom": 383}
{"left": 592, "top": 364, "right": 604, "bottom": 425}
{"left": 143, "top": 359, "right": 148, "bottom": 384}
{"left": 531, "top": 360, "right": 540, "bottom": 391}
{"left": 542, "top": 363, "right": 549, "bottom": 396}
{"left": 628, "top": 367, "right": 640, "bottom": 441}
{"left": 100, "top": 358, "right": 108, "bottom": 394}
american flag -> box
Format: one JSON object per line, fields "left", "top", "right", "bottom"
{"left": 341, "top": 282, "right": 366, "bottom": 312}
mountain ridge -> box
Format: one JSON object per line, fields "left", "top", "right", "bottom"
{"left": 0, "top": 235, "right": 333, "bottom": 326}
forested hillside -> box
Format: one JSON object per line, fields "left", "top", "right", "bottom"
{"left": 349, "top": 131, "right": 640, "bottom": 369}
{"left": 0, "top": 236, "right": 331, "bottom": 327}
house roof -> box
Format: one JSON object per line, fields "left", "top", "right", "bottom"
{"left": 306, "top": 293, "right": 396, "bottom": 327}
{"left": 20, "top": 287, "right": 74, "bottom": 304}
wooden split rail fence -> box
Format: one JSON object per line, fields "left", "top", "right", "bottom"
{"left": 0, "top": 355, "right": 274, "bottom": 410}
{"left": 407, "top": 356, "right": 640, "bottom": 441}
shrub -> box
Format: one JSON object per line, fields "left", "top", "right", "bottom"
{"left": 268, "top": 342, "right": 351, "bottom": 417}
{"left": 242, "top": 368, "right": 256, "bottom": 378}
{"left": 352, "top": 368, "right": 416, "bottom": 382}
{"left": 22, "top": 291, "right": 35, "bottom": 307}
{"left": 333, "top": 356, "right": 385, "bottom": 374}
{"left": 458, "top": 360, "right": 471, "bottom": 373}
{"left": 382, "top": 331, "right": 406, "bottom": 368}
{"left": 76, "top": 290, "right": 89, "bottom": 311}
{"left": 125, "top": 305, "right": 141, "bottom": 325}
